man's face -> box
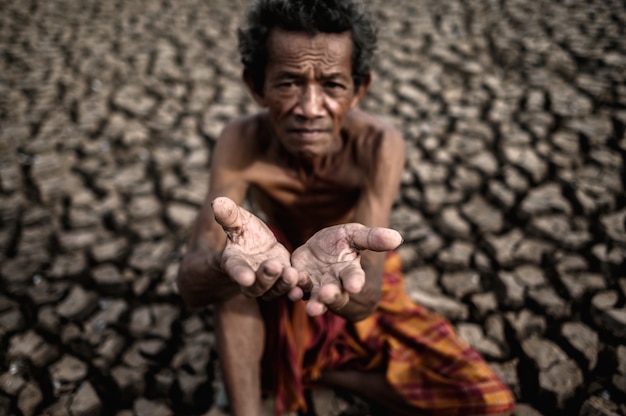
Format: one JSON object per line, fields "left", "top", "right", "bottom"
{"left": 251, "top": 27, "right": 367, "bottom": 160}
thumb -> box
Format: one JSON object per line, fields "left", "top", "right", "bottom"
{"left": 349, "top": 226, "right": 403, "bottom": 252}
{"left": 211, "top": 197, "right": 241, "bottom": 229}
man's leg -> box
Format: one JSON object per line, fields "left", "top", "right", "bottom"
{"left": 319, "top": 371, "right": 420, "bottom": 416}
{"left": 319, "top": 371, "right": 513, "bottom": 416}
{"left": 214, "top": 293, "right": 264, "bottom": 416}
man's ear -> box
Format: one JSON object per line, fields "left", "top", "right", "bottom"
{"left": 243, "top": 70, "right": 267, "bottom": 107}
{"left": 350, "top": 73, "right": 372, "bottom": 109}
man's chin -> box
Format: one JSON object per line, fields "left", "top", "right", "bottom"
{"left": 292, "top": 148, "right": 323, "bottom": 161}
{"left": 283, "top": 141, "right": 328, "bottom": 159}
{"left": 275, "top": 130, "right": 343, "bottom": 161}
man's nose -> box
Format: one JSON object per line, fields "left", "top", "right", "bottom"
{"left": 295, "top": 85, "right": 324, "bottom": 118}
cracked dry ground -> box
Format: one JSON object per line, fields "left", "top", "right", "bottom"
{"left": 0, "top": 0, "right": 625, "bottom": 415}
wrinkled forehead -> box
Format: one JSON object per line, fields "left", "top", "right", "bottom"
{"left": 265, "top": 27, "right": 353, "bottom": 71}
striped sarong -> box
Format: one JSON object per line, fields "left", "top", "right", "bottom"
{"left": 260, "top": 251, "right": 515, "bottom": 415}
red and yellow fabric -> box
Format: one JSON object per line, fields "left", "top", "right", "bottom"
{"left": 260, "top": 251, "right": 516, "bottom": 415}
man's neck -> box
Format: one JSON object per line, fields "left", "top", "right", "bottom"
{"left": 294, "top": 155, "right": 326, "bottom": 182}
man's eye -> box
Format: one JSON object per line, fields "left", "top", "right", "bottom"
{"left": 325, "top": 82, "right": 347, "bottom": 92}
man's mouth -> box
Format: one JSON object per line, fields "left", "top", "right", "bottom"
{"left": 287, "top": 129, "right": 328, "bottom": 139}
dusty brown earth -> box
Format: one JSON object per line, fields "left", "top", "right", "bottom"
{"left": 1, "top": 0, "right": 625, "bottom": 415}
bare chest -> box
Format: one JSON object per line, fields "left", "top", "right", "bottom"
{"left": 247, "top": 161, "right": 363, "bottom": 244}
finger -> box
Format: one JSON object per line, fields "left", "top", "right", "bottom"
{"left": 296, "top": 270, "right": 313, "bottom": 294}
{"left": 305, "top": 286, "right": 327, "bottom": 317}
{"left": 349, "top": 226, "right": 403, "bottom": 252}
{"left": 211, "top": 197, "right": 244, "bottom": 231}
{"left": 243, "top": 259, "right": 283, "bottom": 297}
{"left": 261, "top": 265, "right": 299, "bottom": 300}
{"left": 292, "top": 270, "right": 312, "bottom": 301}
{"left": 306, "top": 299, "right": 327, "bottom": 317}
{"left": 287, "top": 286, "right": 304, "bottom": 301}
{"left": 338, "top": 263, "right": 366, "bottom": 294}
{"left": 319, "top": 283, "right": 350, "bottom": 309}
{"left": 221, "top": 254, "right": 255, "bottom": 287}
{"left": 282, "top": 266, "right": 299, "bottom": 286}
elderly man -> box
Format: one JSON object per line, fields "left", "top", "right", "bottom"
{"left": 177, "top": 0, "right": 515, "bottom": 414}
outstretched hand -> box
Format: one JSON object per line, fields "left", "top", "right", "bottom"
{"left": 290, "top": 223, "right": 403, "bottom": 317}
{"left": 212, "top": 197, "right": 298, "bottom": 299}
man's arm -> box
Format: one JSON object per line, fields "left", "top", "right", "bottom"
{"left": 177, "top": 116, "right": 299, "bottom": 308}
{"left": 332, "top": 122, "right": 406, "bottom": 321}
{"left": 176, "top": 121, "right": 250, "bottom": 307}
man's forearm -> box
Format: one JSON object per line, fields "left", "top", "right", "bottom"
{"left": 177, "top": 249, "right": 240, "bottom": 308}
{"left": 334, "top": 252, "right": 385, "bottom": 322}
{"left": 332, "top": 259, "right": 384, "bottom": 322}
{"left": 333, "top": 292, "right": 379, "bottom": 322}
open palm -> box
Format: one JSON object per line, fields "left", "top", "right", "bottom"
{"left": 212, "top": 197, "right": 298, "bottom": 298}
{"left": 291, "top": 223, "right": 402, "bottom": 316}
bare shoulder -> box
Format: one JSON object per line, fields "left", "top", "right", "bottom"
{"left": 344, "top": 109, "right": 405, "bottom": 165}
{"left": 346, "top": 108, "right": 398, "bottom": 131}
{"left": 218, "top": 112, "right": 265, "bottom": 148}
{"left": 213, "top": 112, "right": 268, "bottom": 169}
